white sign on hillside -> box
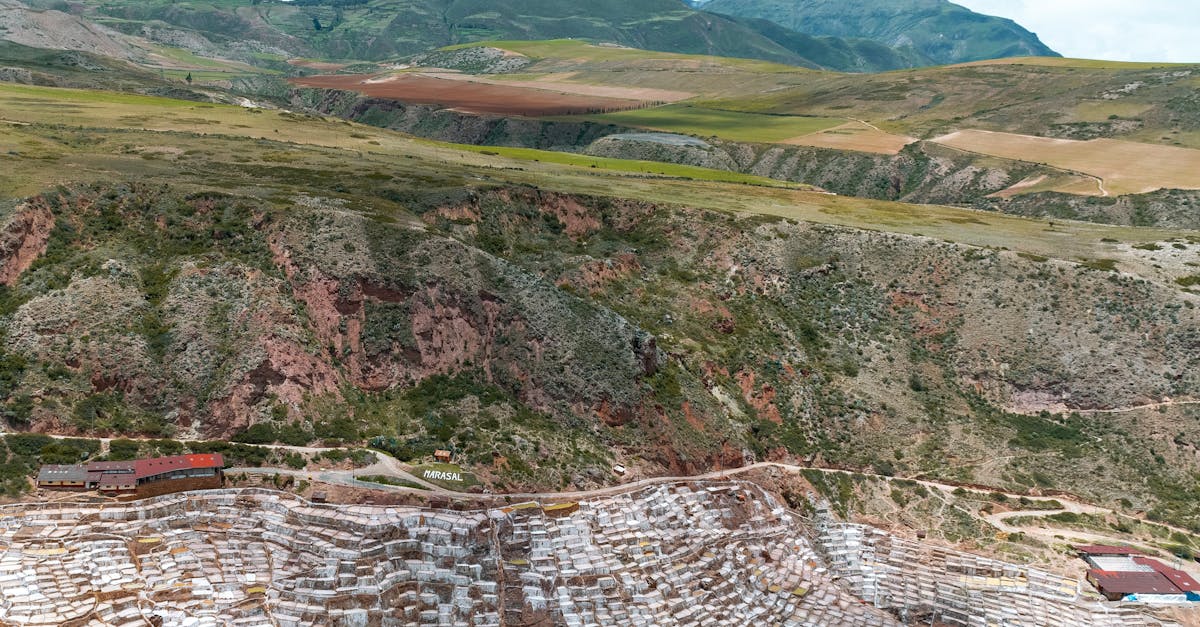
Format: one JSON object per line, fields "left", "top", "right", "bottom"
{"left": 423, "top": 469, "right": 463, "bottom": 482}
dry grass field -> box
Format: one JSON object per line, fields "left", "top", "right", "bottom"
{"left": 782, "top": 120, "right": 916, "bottom": 155}
{"left": 931, "top": 130, "right": 1200, "bottom": 195}
{"left": 950, "top": 56, "right": 1191, "bottom": 70}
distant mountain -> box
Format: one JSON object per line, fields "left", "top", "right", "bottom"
{"left": 0, "top": 0, "right": 144, "bottom": 61}
{"left": 699, "top": 0, "right": 1059, "bottom": 65}
{"left": 35, "top": 0, "right": 920, "bottom": 72}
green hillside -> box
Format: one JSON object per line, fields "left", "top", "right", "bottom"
{"left": 701, "top": 0, "right": 1059, "bottom": 65}
{"left": 34, "top": 0, "right": 916, "bottom": 71}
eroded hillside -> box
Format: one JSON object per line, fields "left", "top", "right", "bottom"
{"left": 2, "top": 177, "right": 1199, "bottom": 526}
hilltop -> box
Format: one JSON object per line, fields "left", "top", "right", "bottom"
{"left": 700, "top": 0, "right": 1059, "bottom": 65}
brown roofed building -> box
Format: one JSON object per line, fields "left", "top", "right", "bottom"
{"left": 35, "top": 465, "right": 88, "bottom": 490}
{"left": 38, "top": 454, "right": 224, "bottom": 497}
{"left": 1133, "top": 557, "right": 1200, "bottom": 594}
{"left": 1086, "top": 570, "right": 1181, "bottom": 601}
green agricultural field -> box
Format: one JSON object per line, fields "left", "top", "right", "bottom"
{"left": 585, "top": 105, "right": 842, "bottom": 143}
{"left": 446, "top": 143, "right": 808, "bottom": 187}
{"left": 149, "top": 45, "right": 264, "bottom": 72}
{"left": 694, "top": 60, "right": 1200, "bottom": 146}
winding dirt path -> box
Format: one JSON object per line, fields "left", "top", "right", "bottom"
{"left": 931, "top": 136, "right": 1111, "bottom": 198}
{"left": 1008, "top": 398, "right": 1200, "bottom": 417}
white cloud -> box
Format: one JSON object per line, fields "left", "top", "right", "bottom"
{"left": 954, "top": 0, "right": 1200, "bottom": 62}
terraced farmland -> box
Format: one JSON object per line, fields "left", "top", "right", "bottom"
{"left": 781, "top": 119, "right": 917, "bottom": 154}
{"left": 932, "top": 130, "right": 1200, "bottom": 195}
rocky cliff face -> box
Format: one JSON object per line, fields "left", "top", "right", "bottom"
{"left": 287, "top": 88, "right": 622, "bottom": 151}
{"left": 270, "top": 198, "right": 661, "bottom": 419}
{"left": 978, "top": 188, "right": 1200, "bottom": 229}
{"left": 416, "top": 185, "right": 1200, "bottom": 521}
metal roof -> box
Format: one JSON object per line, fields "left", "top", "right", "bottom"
{"left": 97, "top": 474, "right": 135, "bottom": 489}
{"left": 132, "top": 453, "right": 224, "bottom": 479}
{"left": 86, "top": 461, "right": 136, "bottom": 473}
{"left": 1134, "top": 557, "right": 1200, "bottom": 593}
{"left": 40, "top": 454, "right": 225, "bottom": 486}
{"left": 36, "top": 465, "right": 87, "bottom": 483}
{"left": 1076, "top": 544, "right": 1144, "bottom": 556}
{"left": 1088, "top": 570, "right": 1180, "bottom": 595}
{"left": 1086, "top": 556, "right": 1152, "bottom": 572}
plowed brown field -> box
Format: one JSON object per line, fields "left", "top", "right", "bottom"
{"left": 290, "top": 73, "right": 646, "bottom": 116}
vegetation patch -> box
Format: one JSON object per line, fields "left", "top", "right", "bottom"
{"left": 354, "top": 474, "right": 429, "bottom": 490}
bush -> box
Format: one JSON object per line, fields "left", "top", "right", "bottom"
{"left": 313, "top": 418, "right": 359, "bottom": 442}
{"left": 1168, "top": 544, "right": 1194, "bottom": 560}
{"left": 233, "top": 422, "right": 312, "bottom": 446}
{"left": 6, "top": 433, "right": 52, "bottom": 457}
{"left": 108, "top": 439, "right": 141, "bottom": 461}
{"left": 38, "top": 442, "right": 91, "bottom": 464}
{"left": 233, "top": 423, "right": 277, "bottom": 444}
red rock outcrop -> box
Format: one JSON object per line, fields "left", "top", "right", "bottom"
{"left": 735, "top": 368, "right": 783, "bottom": 424}
{"left": 208, "top": 337, "right": 342, "bottom": 435}
{"left": 0, "top": 198, "right": 54, "bottom": 286}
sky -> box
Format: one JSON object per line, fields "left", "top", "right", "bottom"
{"left": 955, "top": 0, "right": 1200, "bottom": 63}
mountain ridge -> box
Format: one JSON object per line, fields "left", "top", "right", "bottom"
{"left": 700, "top": 0, "right": 1060, "bottom": 65}
{"left": 12, "top": 0, "right": 939, "bottom": 72}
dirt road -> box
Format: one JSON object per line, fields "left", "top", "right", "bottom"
{"left": 23, "top": 429, "right": 1199, "bottom": 570}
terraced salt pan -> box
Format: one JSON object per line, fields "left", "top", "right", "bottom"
{"left": 0, "top": 484, "right": 1179, "bottom": 625}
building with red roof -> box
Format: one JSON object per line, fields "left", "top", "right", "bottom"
{"left": 1079, "top": 546, "right": 1200, "bottom": 603}
{"left": 38, "top": 453, "right": 224, "bottom": 497}
{"left": 1134, "top": 557, "right": 1200, "bottom": 594}
{"left": 1087, "top": 570, "right": 1181, "bottom": 600}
